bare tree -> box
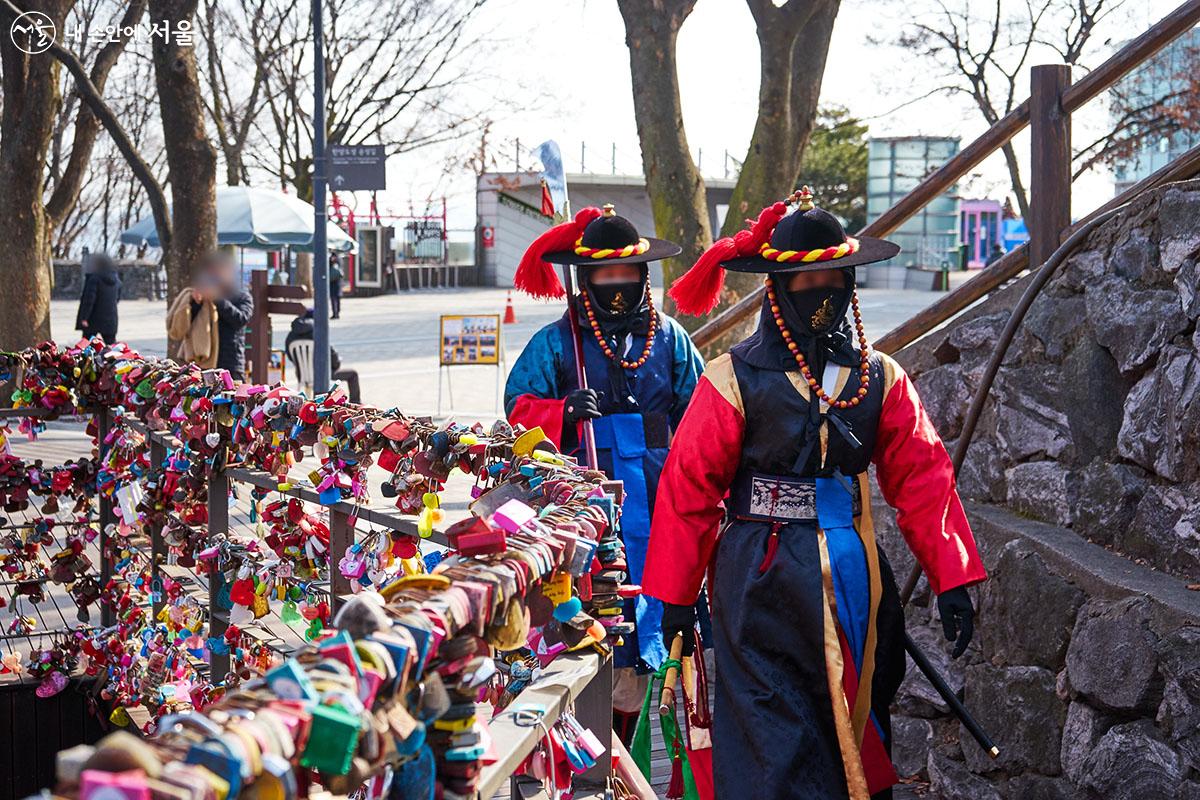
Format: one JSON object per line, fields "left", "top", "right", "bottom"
{"left": 615, "top": 0, "right": 711, "bottom": 315}
{"left": 149, "top": 0, "right": 217, "bottom": 303}
{"left": 0, "top": 0, "right": 145, "bottom": 349}
{"left": 57, "top": 56, "right": 167, "bottom": 259}
{"left": 616, "top": 0, "right": 841, "bottom": 328}
{"left": 1074, "top": 43, "right": 1200, "bottom": 179}
{"left": 898, "top": 0, "right": 1125, "bottom": 220}
{"left": 254, "top": 0, "right": 494, "bottom": 200}
{"left": 198, "top": 0, "right": 290, "bottom": 185}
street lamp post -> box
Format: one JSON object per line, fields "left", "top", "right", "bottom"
{"left": 311, "top": 0, "right": 331, "bottom": 393}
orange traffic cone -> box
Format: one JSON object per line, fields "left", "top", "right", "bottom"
{"left": 503, "top": 291, "right": 517, "bottom": 324}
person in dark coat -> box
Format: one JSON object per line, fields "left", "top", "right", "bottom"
{"left": 192, "top": 252, "right": 254, "bottom": 381}
{"left": 329, "top": 253, "right": 344, "bottom": 319}
{"left": 284, "top": 309, "right": 361, "bottom": 402}
{"left": 75, "top": 254, "right": 122, "bottom": 342}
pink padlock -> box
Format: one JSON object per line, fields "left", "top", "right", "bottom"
{"left": 492, "top": 499, "right": 536, "bottom": 533}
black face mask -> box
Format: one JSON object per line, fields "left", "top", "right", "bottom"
{"left": 588, "top": 280, "right": 645, "bottom": 317}
{"left": 784, "top": 285, "right": 851, "bottom": 336}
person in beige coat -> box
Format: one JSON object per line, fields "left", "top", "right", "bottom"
{"left": 166, "top": 252, "right": 253, "bottom": 377}
{"left": 167, "top": 287, "right": 219, "bottom": 368}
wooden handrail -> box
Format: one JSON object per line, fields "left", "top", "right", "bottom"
{"left": 874, "top": 141, "right": 1200, "bottom": 354}
{"left": 691, "top": 0, "right": 1200, "bottom": 349}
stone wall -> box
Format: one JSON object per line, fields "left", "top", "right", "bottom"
{"left": 876, "top": 496, "right": 1200, "bottom": 799}
{"left": 895, "top": 180, "right": 1200, "bottom": 578}
{"left": 873, "top": 180, "right": 1200, "bottom": 798}
{"left": 52, "top": 259, "right": 165, "bottom": 301}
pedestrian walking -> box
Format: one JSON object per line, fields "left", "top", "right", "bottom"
{"left": 75, "top": 254, "right": 122, "bottom": 343}
{"left": 329, "top": 253, "right": 344, "bottom": 319}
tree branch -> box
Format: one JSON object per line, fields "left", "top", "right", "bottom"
{"left": 0, "top": 0, "right": 172, "bottom": 252}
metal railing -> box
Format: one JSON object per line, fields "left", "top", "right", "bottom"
{"left": 4, "top": 405, "right": 616, "bottom": 797}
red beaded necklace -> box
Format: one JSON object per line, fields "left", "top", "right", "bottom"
{"left": 579, "top": 288, "right": 657, "bottom": 369}
{"left": 764, "top": 277, "right": 871, "bottom": 409}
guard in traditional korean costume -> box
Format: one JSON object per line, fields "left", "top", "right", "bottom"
{"left": 644, "top": 189, "right": 987, "bottom": 799}
{"left": 504, "top": 205, "right": 706, "bottom": 731}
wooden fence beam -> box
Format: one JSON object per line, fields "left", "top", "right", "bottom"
{"left": 691, "top": 0, "right": 1200, "bottom": 349}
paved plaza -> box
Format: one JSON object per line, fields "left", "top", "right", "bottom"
{"left": 49, "top": 278, "right": 972, "bottom": 420}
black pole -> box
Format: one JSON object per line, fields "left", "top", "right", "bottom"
{"left": 904, "top": 633, "right": 999, "bottom": 758}
{"left": 311, "top": 0, "right": 331, "bottom": 393}
{"left": 561, "top": 265, "right": 598, "bottom": 468}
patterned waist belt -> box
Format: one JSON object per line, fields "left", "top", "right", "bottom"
{"left": 728, "top": 471, "right": 861, "bottom": 523}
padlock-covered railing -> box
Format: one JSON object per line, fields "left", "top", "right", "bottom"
{"left": 1, "top": 339, "right": 630, "bottom": 799}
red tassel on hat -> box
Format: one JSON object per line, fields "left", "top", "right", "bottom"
{"left": 668, "top": 201, "right": 790, "bottom": 315}
{"left": 513, "top": 206, "right": 604, "bottom": 299}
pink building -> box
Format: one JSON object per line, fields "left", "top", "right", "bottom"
{"left": 960, "top": 198, "right": 1003, "bottom": 268}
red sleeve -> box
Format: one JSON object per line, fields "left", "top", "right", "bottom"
{"left": 507, "top": 393, "right": 570, "bottom": 450}
{"left": 872, "top": 356, "right": 986, "bottom": 595}
{"left": 644, "top": 356, "right": 745, "bottom": 605}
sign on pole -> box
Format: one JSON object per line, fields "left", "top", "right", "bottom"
{"left": 327, "top": 144, "right": 387, "bottom": 191}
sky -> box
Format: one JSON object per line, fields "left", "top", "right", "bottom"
{"left": 371, "top": 0, "right": 1188, "bottom": 231}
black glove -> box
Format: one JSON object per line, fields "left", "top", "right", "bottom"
{"left": 660, "top": 602, "right": 697, "bottom": 657}
{"left": 563, "top": 388, "right": 601, "bottom": 424}
{"left": 937, "top": 586, "right": 975, "bottom": 659}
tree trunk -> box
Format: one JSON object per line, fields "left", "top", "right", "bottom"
{"left": 150, "top": 0, "right": 217, "bottom": 306}
{"left": 700, "top": 0, "right": 838, "bottom": 351}
{"left": 616, "top": 0, "right": 711, "bottom": 320}
{"left": 44, "top": 0, "right": 148, "bottom": 231}
{"left": 0, "top": 0, "right": 72, "bottom": 350}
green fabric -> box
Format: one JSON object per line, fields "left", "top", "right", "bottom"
{"left": 630, "top": 657, "right": 701, "bottom": 800}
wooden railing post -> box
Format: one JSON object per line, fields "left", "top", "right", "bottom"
{"left": 97, "top": 409, "right": 116, "bottom": 627}
{"left": 249, "top": 269, "right": 270, "bottom": 385}
{"left": 328, "top": 507, "right": 353, "bottom": 613}
{"left": 148, "top": 436, "right": 168, "bottom": 618}
{"left": 1030, "top": 64, "right": 1074, "bottom": 267}
{"left": 207, "top": 467, "right": 230, "bottom": 680}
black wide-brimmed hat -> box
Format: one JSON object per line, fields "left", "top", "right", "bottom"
{"left": 669, "top": 187, "right": 900, "bottom": 315}
{"left": 514, "top": 204, "right": 681, "bottom": 299}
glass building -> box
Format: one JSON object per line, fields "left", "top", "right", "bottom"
{"left": 865, "top": 137, "right": 961, "bottom": 288}
{"left": 1109, "top": 28, "right": 1200, "bottom": 195}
